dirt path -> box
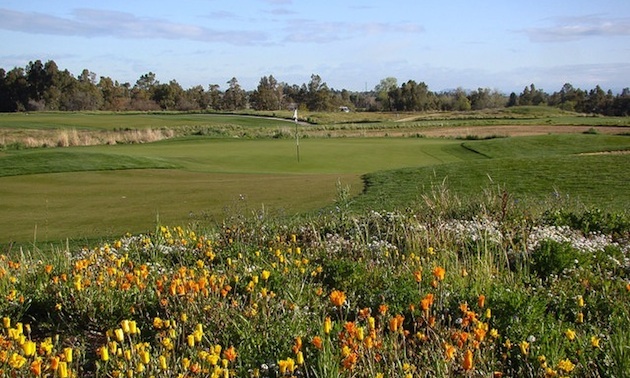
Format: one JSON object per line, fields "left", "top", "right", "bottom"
{"left": 418, "top": 125, "right": 628, "bottom": 138}
{"left": 303, "top": 125, "right": 629, "bottom": 138}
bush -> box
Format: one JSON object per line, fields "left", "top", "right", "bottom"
{"left": 530, "top": 240, "right": 582, "bottom": 278}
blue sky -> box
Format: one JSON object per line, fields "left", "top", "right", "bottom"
{"left": 1, "top": 0, "right": 629, "bottom": 93}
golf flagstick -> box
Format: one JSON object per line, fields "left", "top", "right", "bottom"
{"left": 294, "top": 108, "right": 300, "bottom": 163}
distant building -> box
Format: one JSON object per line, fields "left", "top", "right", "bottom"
{"left": 339, "top": 106, "right": 350, "bottom": 112}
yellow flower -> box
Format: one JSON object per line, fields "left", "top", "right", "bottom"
{"left": 324, "top": 317, "right": 333, "bottom": 334}
{"left": 278, "top": 358, "right": 295, "bottom": 374}
{"left": 115, "top": 328, "right": 124, "bottom": 342}
{"left": 576, "top": 312, "right": 584, "bottom": 324}
{"left": 159, "top": 355, "right": 168, "bottom": 370}
{"left": 58, "top": 361, "right": 68, "bottom": 378}
{"left": 565, "top": 329, "right": 576, "bottom": 341}
{"left": 9, "top": 353, "right": 27, "bottom": 369}
{"left": 519, "top": 341, "right": 529, "bottom": 355}
{"left": 140, "top": 350, "right": 151, "bottom": 364}
{"left": 591, "top": 336, "right": 601, "bottom": 348}
{"left": 490, "top": 328, "right": 500, "bottom": 339}
{"left": 557, "top": 358, "right": 575, "bottom": 373}
{"left": 64, "top": 347, "right": 73, "bottom": 363}
{"left": 576, "top": 295, "right": 585, "bottom": 307}
{"left": 261, "top": 270, "right": 271, "bottom": 281}
{"left": 544, "top": 367, "right": 558, "bottom": 377}
{"left": 100, "top": 346, "right": 109, "bottom": 361}
{"left": 22, "top": 340, "right": 36, "bottom": 356}
{"left": 121, "top": 320, "right": 130, "bottom": 334}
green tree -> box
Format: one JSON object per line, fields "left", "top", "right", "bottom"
{"left": 25, "top": 60, "right": 48, "bottom": 108}
{"left": 3, "top": 67, "right": 29, "bottom": 111}
{"left": 453, "top": 88, "right": 471, "bottom": 111}
{"left": 152, "top": 80, "right": 184, "bottom": 110}
{"left": 98, "top": 77, "right": 131, "bottom": 111}
{"left": 374, "top": 77, "right": 398, "bottom": 111}
{"left": 185, "top": 85, "right": 210, "bottom": 110}
{"left": 507, "top": 92, "right": 518, "bottom": 107}
{"left": 131, "top": 72, "right": 160, "bottom": 110}
{"left": 223, "top": 77, "right": 247, "bottom": 110}
{"left": 207, "top": 84, "right": 223, "bottom": 110}
{"left": 59, "top": 69, "right": 103, "bottom": 110}
{"left": 251, "top": 75, "right": 283, "bottom": 110}
{"left": 305, "top": 74, "right": 333, "bottom": 111}
{"left": 42, "top": 60, "right": 62, "bottom": 110}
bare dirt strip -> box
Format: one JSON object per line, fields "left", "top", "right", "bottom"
{"left": 418, "top": 125, "right": 629, "bottom": 138}
{"left": 304, "top": 125, "right": 629, "bottom": 138}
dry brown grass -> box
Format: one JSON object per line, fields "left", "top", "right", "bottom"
{"left": 0, "top": 128, "right": 176, "bottom": 149}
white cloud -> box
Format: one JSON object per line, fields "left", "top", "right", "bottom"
{"left": 0, "top": 7, "right": 267, "bottom": 45}
{"left": 282, "top": 19, "right": 424, "bottom": 43}
{"left": 523, "top": 15, "right": 630, "bottom": 42}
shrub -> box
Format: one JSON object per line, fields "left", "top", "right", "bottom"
{"left": 530, "top": 240, "right": 582, "bottom": 278}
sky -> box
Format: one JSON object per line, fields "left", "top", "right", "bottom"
{"left": 1, "top": 0, "right": 630, "bottom": 94}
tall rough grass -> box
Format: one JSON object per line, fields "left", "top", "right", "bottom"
{"left": 0, "top": 128, "right": 176, "bottom": 149}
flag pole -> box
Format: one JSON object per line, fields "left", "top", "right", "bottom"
{"left": 294, "top": 108, "right": 300, "bottom": 163}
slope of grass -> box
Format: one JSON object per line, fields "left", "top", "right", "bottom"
{"left": 462, "top": 134, "right": 630, "bottom": 158}
{"left": 0, "top": 150, "right": 178, "bottom": 177}
{"left": 355, "top": 153, "right": 630, "bottom": 213}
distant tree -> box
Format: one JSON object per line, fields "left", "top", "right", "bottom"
{"left": 223, "top": 77, "right": 247, "bottom": 110}
{"left": 374, "top": 77, "right": 398, "bottom": 110}
{"left": 42, "top": 60, "right": 62, "bottom": 110}
{"left": 306, "top": 74, "right": 332, "bottom": 111}
{"left": 152, "top": 80, "right": 184, "bottom": 110}
{"left": 98, "top": 76, "right": 131, "bottom": 111}
{"left": 25, "top": 60, "right": 48, "bottom": 108}
{"left": 130, "top": 72, "right": 160, "bottom": 110}
{"left": 207, "top": 84, "right": 223, "bottom": 110}
{"left": 453, "top": 88, "right": 471, "bottom": 111}
{"left": 60, "top": 69, "right": 103, "bottom": 110}
{"left": 185, "top": 85, "right": 210, "bottom": 110}
{"left": 251, "top": 75, "right": 283, "bottom": 110}
{"left": 583, "top": 85, "right": 612, "bottom": 114}
{"left": 612, "top": 88, "right": 630, "bottom": 116}
{"left": 507, "top": 92, "right": 518, "bottom": 107}
{"left": 469, "top": 88, "right": 491, "bottom": 110}
{"left": 281, "top": 83, "right": 304, "bottom": 108}
{"left": 3, "top": 67, "right": 29, "bottom": 111}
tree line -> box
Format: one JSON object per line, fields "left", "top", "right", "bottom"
{"left": 1, "top": 59, "right": 629, "bottom": 115}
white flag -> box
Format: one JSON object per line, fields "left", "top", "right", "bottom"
{"left": 293, "top": 109, "right": 298, "bottom": 121}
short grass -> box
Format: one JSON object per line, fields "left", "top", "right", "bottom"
{"left": 354, "top": 134, "right": 630, "bottom": 213}
{"left": 0, "top": 137, "right": 477, "bottom": 243}
{"left": 1, "top": 111, "right": 629, "bottom": 245}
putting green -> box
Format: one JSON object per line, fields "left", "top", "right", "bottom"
{"left": 0, "top": 137, "right": 477, "bottom": 243}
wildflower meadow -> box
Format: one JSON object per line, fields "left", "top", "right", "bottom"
{"left": 1, "top": 187, "right": 628, "bottom": 377}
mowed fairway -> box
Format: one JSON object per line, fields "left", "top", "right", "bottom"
{"left": 0, "top": 137, "right": 477, "bottom": 243}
